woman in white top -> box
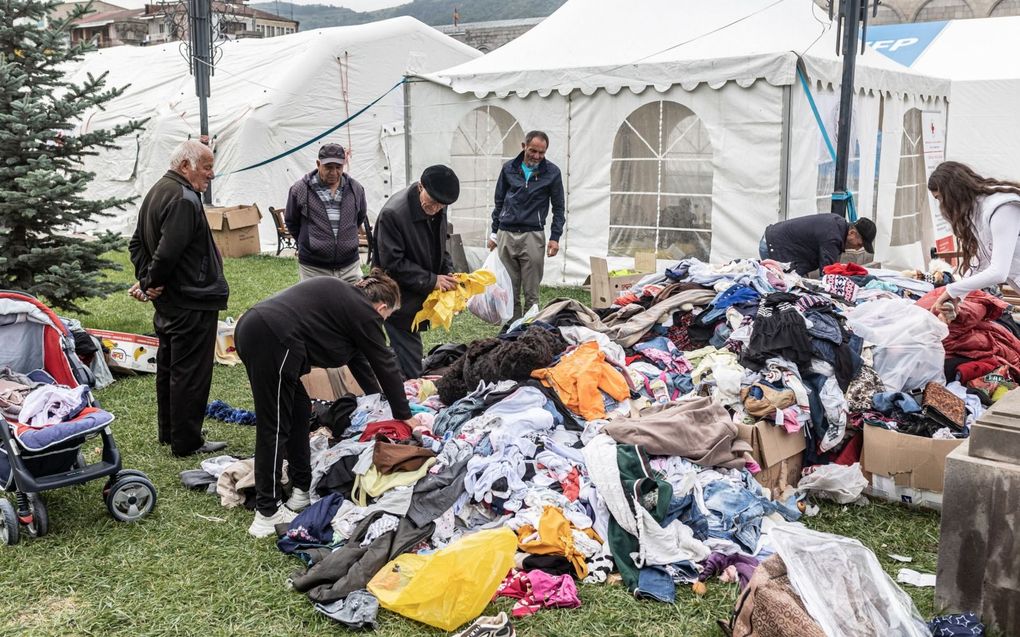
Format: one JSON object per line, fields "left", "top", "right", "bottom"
{"left": 929, "top": 161, "right": 1020, "bottom": 314}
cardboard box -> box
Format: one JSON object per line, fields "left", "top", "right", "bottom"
{"left": 861, "top": 425, "right": 964, "bottom": 508}
{"left": 737, "top": 421, "right": 806, "bottom": 494}
{"left": 589, "top": 252, "right": 657, "bottom": 309}
{"left": 301, "top": 367, "right": 364, "bottom": 401}
{"left": 205, "top": 204, "right": 262, "bottom": 257}
{"left": 87, "top": 329, "right": 159, "bottom": 374}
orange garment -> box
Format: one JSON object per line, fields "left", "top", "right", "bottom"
{"left": 531, "top": 341, "right": 630, "bottom": 420}
{"left": 516, "top": 506, "right": 597, "bottom": 579}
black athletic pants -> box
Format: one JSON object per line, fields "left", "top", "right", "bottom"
{"left": 153, "top": 306, "right": 218, "bottom": 456}
{"left": 384, "top": 322, "right": 423, "bottom": 380}
{"left": 234, "top": 309, "right": 312, "bottom": 516}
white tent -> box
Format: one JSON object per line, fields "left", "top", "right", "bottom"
{"left": 67, "top": 17, "right": 479, "bottom": 247}
{"left": 407, "top": 0, "right": 950, "bottom": 284}
{"left": 868, "top": 17, "right": 1020, "bottom": 181}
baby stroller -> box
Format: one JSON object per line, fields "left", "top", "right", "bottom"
{"left": 0, "top": 291, "right": 156, "bottom": 545}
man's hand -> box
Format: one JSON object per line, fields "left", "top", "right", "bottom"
{"left": 547, "top": 240, "right": 560, "bottom": 258}
{"left": 402, "top": 415, "right": 422, "bottom": 429}
{"left": 435, "top": 274, "right": 459, "bottom": 292}
{"left": 129, "top": 282, "right": 164, "bottom": 302}
{"left": 487, "top": 239, "right": 497, "bottom": 251}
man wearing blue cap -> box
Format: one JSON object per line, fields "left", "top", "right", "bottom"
{"left": 284, "top": 143, "right": 369, "bottom": 283}
{"left": 374, "top": 165, "right": 460, "bottom": 379}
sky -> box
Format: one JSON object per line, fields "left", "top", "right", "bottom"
{"left": 106, "top": 0, "right": 409, "bottom": 11}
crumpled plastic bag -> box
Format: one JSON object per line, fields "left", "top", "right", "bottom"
{"left": 367, "top": 527, "right": 517, "bottom": 631}
{"left": 413, "top": 269, "right": 496, "bottom": 331}
{"left": 771, "top": 525, "right": 930, "bottom": 637}
{"left": 845, "top": 297, "right": 948, "bottom": 392}
{"left": 796, "top": 462, "right": 868, "bottom": 504}
{"left": 467, "top": 250, "right": 513, "bottom": 324}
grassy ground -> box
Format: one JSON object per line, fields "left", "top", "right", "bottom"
{"left": 0, "top": 252, "right": 942, "bottom": 636}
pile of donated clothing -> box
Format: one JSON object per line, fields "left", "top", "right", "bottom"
{"left": 196, "top": 256, "right": 1012, "bottom": 634}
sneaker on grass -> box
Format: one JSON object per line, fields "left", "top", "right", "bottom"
{"left": 452, "top": 612, "right": 515, "bottom": 637}
{"left": 285, "top": 487, "right": 310, "bottom": 512}
{"left": 248, "top": 506, "right": 298, "bottom": 538}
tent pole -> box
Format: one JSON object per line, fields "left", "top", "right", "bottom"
{"left": 562, "top": 90, "right": 572, "bottom": 282}
{"left": 189, "top": 0, "right": 213, "bottom": 204}
{"left": 779, "top": 84, "right": 792, "bottom": 221}
{"left": 403, "top": 77, "right": 412, "bottom": 187}
{"left": 828, "top": 0, "right": 877, "bottom": 218}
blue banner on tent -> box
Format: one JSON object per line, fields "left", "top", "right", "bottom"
{"left": 865, "top": 21, "right": 948, "bottom": 67}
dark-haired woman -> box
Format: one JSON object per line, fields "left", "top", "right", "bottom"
{"left": 928, "top": 161, "right": 1020, "bottom": 312}
{"left": 235, "top": 269, "right": 418, "bottom": 537}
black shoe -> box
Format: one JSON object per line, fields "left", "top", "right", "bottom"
{"left": 176, "top": 440, "right": 228, "bottom": 457}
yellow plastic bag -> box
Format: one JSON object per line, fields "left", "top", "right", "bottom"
{"left": 412, "top": 269, "right": 496, "bottom": 332}
{"left": 367, "top": 527, "right": 517, "bottom": 631}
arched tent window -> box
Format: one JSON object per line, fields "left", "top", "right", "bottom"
{"left": 609, "top": 101, "right": 713, "bottom": 260}
{"left": 915, "top": 0, "right": 975, "bottom": 21}
{"left": 890, "top": 108, "right": 928, "bottom": 246}
{"left": 449, "top": 106, "right": 524, "bottom": 246}
{"left": 990, "top": 0, "right": 1020, "bottom": 15}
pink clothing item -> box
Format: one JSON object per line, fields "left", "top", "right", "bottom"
{"left": 527, "top": 570, "right": 581, "bottom": 610}
{"left": 782, "top": 408, "right": 801, "bottom": 434}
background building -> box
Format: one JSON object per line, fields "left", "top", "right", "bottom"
{"left": 816, "top": 0, "right": 1019, "bottom": 23}
{"left": 53, "top": 0, "right": 298, "bottom": 48}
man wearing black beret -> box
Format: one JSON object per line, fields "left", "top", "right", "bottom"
{"left": 373, "top": 165, "right": 460, "bottom": 379}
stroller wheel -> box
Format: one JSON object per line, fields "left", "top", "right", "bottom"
{"left": 0, "top": 498, "right": 18, "bottom": 546}
{"left": 102, "top": 470, "right": 147, "bottom": 499}
{"left": 105, "top": 475, "right": 157, "bottom": 523}
{"left": 23, "top": 493, "right": 48, "bottom": 538}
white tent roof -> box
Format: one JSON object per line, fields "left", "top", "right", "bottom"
{"left": 420, "top": 0, "right": 947, "bottom": 98}
{"left": 66, "top": 17, "right": 479, "bottom": 240}
{"left": 900, "top": 16, "right": 1020, "bottom": 80}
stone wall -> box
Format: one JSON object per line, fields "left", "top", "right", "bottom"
{"left": 436, "top": 18, "right": 543, "bottom": 53}
{"left": 816, "top": 0, "right": 1020, "bottom": 23}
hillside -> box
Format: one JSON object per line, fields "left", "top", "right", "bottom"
{"left": 250, "top": 0, "right": 565, "bottom": 31}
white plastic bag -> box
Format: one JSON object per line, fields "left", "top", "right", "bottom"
{"left": 466, "top": 250, "right": 513, "bottom": 324}
{"left": 771, "top": 525, "right": 930, "bottom": 637}
{"left": 796, "top": 462, "right": 868, "bottom": 504}
{"left": 845, "top": 297, "right": 948, "bottom": 392}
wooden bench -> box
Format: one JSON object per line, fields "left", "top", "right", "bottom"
{"left": 930, "top": 247, "right": 1020, "bottom": 305}
{"left": 268, "top": 206, "right": 296, "bottom": 256}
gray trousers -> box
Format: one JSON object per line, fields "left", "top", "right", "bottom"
{"left": 497, "top": 229, "right": 545, "bottom": 321}
{"left": 298, "top": 260, "right": 362, "bottom": 284}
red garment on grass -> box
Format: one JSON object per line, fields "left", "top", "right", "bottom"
{"left": 358, "top": 419, "right": 412, "bottom": 442}
{"left": 822, "top": 262, "right": 867, "bottom": 276}
{"left": 916, "top": 289, "right": 1020, "bottom": 379}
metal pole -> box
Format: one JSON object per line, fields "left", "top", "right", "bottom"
{"left": 831, "top": 0, "right": 862, "bottom": 219}
{"left": 190, "top": 0, "right": 213, "bottom": 203}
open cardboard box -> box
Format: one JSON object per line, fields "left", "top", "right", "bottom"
{"left": 301, "top": 366, "right": 364, "bottom": 401}
{"left": 588, "top": 252, "right": 657, "bottom": 309}
{"left": 861, "top": 425, "right": 964, "bottom": 509}
{"left": 205, "top": 204, "right": 262, "bottom": 258}
{"left": 737, "top": 420, "right": 806, "bottom": 494}
{"left": 87, "top": 329, "right": 159, "bottom": 374}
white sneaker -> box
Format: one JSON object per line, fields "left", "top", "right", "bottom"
{"left": 248, "top": 507, "right": 299, "bottom": 538}
{"left": 285, "top": 487, "right": 310, "bottom": 513}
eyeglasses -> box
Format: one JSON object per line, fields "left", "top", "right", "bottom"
{"left": 419, "top": 188, "right": 444, "bottom": 212}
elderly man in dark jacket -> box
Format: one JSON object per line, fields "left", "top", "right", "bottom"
{"left": 284, "top": 143, "right": 369, "bottom": 283}
{"left": 373, "top": 165, "right": 459, "bottom": 379}
{"left": 760, "top": 213, "right": 877, "bottom": 276}
{"left": 128, "top": 140, "right": 228, "bottom": 457}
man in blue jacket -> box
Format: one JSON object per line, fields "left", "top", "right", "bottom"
{"left": 284, "top": 143, "right": 369, "bottom": 283}
{"left": 487, "top": 131, "right": 565, "bottom": 321}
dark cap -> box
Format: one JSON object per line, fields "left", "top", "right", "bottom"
{"left": 420, "top": 164, "right": 460, "bottom": 205}
{"left": 854, "top": 217, "right": 876, "bottom": 254}
{"left": 318, "top": 143, "right": 345, "bottom": 165}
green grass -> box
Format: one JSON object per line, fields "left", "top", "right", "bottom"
{"left": 0, "top": 252, "right": 942, "bottom": 636}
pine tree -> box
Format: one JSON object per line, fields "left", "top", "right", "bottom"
{"left": 0, "top": 0, "right": 145, "bottom": 312}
